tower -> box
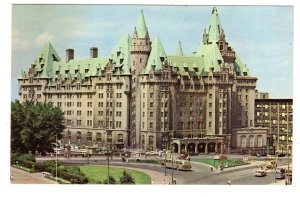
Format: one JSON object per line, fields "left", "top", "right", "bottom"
{"left": 130, "top": 10, "right": 151, "bottom": 148}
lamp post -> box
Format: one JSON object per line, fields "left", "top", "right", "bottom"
{"left": 55, "top": 134, "right": 58, "bottom": 183}
{"left": 107, "top": 147, "right": 110, "bottom": 184}
{"left": 171, "top": 141, "right": 174, "bottom": 185}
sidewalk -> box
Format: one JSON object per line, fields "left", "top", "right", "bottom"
{"left": 10, "top": 167, "right": 56, "bottom": 184}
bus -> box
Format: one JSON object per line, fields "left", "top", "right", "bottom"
{"left": 162, "top": 158, "right": 192, "bottom": 171}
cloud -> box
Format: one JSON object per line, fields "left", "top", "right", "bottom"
{"left": 11, "top": 30, "right": 33, "bottom": 50}
{"left": 34, "top": 32, "right": 55, "bottom": 46}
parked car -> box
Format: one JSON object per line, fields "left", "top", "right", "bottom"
{"left": 278, "top": 153, "right": 286, "bottom": 157}
{"left": 255, "top": 170, "right": 267, "bottom": 177}
{"left": 275, "top": 169, "right": 285, "bottom": 179}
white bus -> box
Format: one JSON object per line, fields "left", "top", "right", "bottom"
{"left": 162, "top": 158, "right": 192, "bottom": 171}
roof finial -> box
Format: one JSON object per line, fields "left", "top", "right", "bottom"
{"left": 212, "top": 7, "right": 218, "bottom": 14}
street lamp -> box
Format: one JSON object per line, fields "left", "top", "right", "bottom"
{"left": 107, "top": 147, "right": 110, "bottom": 184}
{"left": 55, "top": 134, "right": 58, "bottom": 183}
{"left": 171, "top": 141, "right": 174, "bottom": 185}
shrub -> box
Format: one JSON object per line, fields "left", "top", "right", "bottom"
{"left": 34, "top": 162, "right": 46, "bottom": 172}
{"left": 56, "top": 168, "right": 88, "bottom": 184}
{"left": 119, "top": 170, "right": 135, "bottom": 184}
{"left": 11, "top": 153, "right": 21, "bottom": 165}
{"left": 60, "top": 166, "right": 83, "bottom": 176}
{"left": 103, "top": 175, "right": 117, "bottom": 184}
{"left": 43, "top": 160, "right": 62, "bottom": 173}
{"left": 19, "top": 154, "right": 36, "bottom": 162}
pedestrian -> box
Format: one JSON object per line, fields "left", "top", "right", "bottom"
{"left": 211, "top": 167, "right": 213, "bottom": 172}
{"left": 173, "top": 177, "right": 177, "bottom": 185}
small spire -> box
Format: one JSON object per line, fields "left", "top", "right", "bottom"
{"left": 176, "top": 41, "right": 184, "bottom": 56}
{"left": 135, "top": 9, "right": 148, "bottom": 38}
{"left": 207, "top": 7, "right": 224, "bottom": 42}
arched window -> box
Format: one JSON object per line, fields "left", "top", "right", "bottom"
{"left": 257, "top": 135, "right": 263, "bottom": 147}
{"left": 76, "top": 131, "right": 81, "bottom": 142}
{"left": 241, "top": 135, "right": 246, "bottom": 148}
{"left": 87, "top": 132, "right": 92, "bottom": 142}
{"left": 249, "top": 135, "right": 255, "bottom": 147}
{"left": 96, "top": 133, "right": 102, "bottom": 143}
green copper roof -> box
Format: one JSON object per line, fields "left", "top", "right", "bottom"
{"left": 19, "top": 42, "right": 61, "bottom": 79}
{"left": 235, "top": 55, "right": 251, "bottom": 76}
{"left": 144, "top": 37, "right": 166, "bottom": 73}
{"left": 52, "top": 57, "right": 108, "bottom": 82}
{"left": 176, "top": 41, "right": 184, "bottom": 56}
{"left": 110, "top": 34, "right": 132, "bottom": 75}
{"left": 135, "top": 10, "right": 148, "bottom": 38}
{"left": 207, "top": 7, "right": 224, "bottom": 42}
{"left": 167, "top": 55, "right": 204, "bottom": 75}
{"left": 195, "top": 42, "right": 223, "bottom": 72}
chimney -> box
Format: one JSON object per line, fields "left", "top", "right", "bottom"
{"left": 66, "top": 49, "right": 74, "bottom": 62}
{"left": 90, "top": 47, "right": 98, "bottom": 58}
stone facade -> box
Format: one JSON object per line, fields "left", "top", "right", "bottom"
{"left": 18, "top": 7, "right": 259, "bottom": 152}
{"left": 232, "top": 127, "right": 268, "bottom": 154}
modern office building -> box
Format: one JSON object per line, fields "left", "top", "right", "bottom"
{"left": 18, "top": 7, "right": 259, "bottom": 153}
{"left": 255, "top": 99, "right": 293, "bottom": 155}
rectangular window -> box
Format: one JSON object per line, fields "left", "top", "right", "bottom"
{"left": 150, "top": 102, "right": 154, "bottom": 108}
{"left": 149, "top": 122, "right": 153, "bottom": 129}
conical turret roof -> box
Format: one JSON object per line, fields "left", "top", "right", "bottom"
{"left": 135, "top": 10, "right": 148, "bottom": 38}
{"left": 207, "top": 7, "right": 224, "bottom": 43}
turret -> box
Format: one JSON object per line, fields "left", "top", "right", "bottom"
{"left": 130, "top": 10, "right": 151, "bottom": 74}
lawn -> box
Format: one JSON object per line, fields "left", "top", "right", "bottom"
{"left": 192, "top": 158, "right": 247, "bottom": 168}
{"left": 80, "top": 165, "right": 151, "bottom": 184}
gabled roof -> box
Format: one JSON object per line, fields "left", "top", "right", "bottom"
{"left": 143, "top": 37, "right": 166, "bottom": 73}
{"left": 110, "top": 34, "right": 132, "bottom": 75}
{"left": 135, "top": 10, "right": 148, "bottom": 38}
{"left": 195, "top": 42, "right": 223, "bottom": 73}
{"left": 207, "top": 7, "right": 224, "bottom": 43}
{"left": 18, "top": 42, "right": 61, "bottom": 79}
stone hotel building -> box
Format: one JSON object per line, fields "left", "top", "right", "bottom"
{"left": 18, "top": 7, "right": 262, "bottom": 154}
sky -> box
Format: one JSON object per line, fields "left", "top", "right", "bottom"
{"left": 10, "top": 4, "right": 294, "bottom": 100}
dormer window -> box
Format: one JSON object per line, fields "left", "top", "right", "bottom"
{"left": 219, "top": 41, "right": 224, "bottom": 51}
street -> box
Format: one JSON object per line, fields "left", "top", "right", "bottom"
{"left": 35, "top": 154, "right": 291, "bottom": 185}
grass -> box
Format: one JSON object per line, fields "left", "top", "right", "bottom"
{"left": 192, "top": 159, "right": 247, "bottom": 168}
{"left": 80, "top": 165, "right": 151, "bottom": 184}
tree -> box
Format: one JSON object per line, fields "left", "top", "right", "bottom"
{"left": 119, "top": 170, "right": 135, "bottom": 184}
{"left": 11, "top": 100, "right": 65, "bottom": 155}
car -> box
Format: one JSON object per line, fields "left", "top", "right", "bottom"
{"left": 275, "top": 170, "right": 285, "bottom": 179}
{"left": 278, "top": 153, "right": 286, "bottom": 157}
{"left": 255, "top": 170, "right": 267, "bottom": 177}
